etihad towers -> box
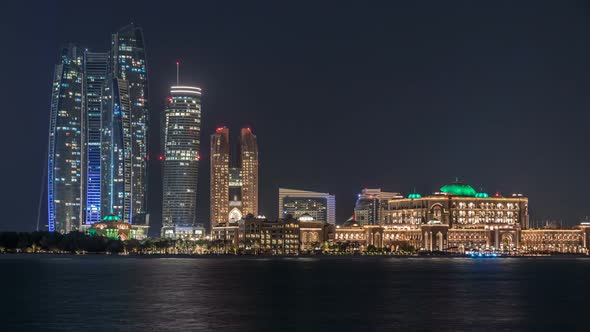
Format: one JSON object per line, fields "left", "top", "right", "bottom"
{"left": 81, "top": 51, "right": 109, "bottom": 226}
{"left": 47, "top": 44, "right": 83, "bottom": 233}
{"left": 101, "top": 77, "right": 132, "bottom": 222}
{"left": 109, "top": 23, "right": 149, "bottom": 225}
{"left": 210, "top": 127, "right": 259, "bottom": 227}
{"left": 48, "top": 23, "right": 150, "bottom": 232}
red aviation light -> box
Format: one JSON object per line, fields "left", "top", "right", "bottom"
{"left": 216, "top": 127, "right": 225, "bottom": 133}
{"left": 167, "top": 97, "right": 173, "bottom": 103}
{"left": 159, "top": 155, "right": 163, "bottom": 161}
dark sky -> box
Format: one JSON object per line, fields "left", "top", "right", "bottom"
{"left": 2, "top": 1, "right": 590, "bottom": 232}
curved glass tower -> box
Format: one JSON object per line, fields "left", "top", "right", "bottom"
{"left": 111, "top": 23, "right": 149, "bottom": 225}
{"left": 101, "top": 77, "right": 132, "bottom": 222}
{"left": 162, "top": 86, "right": 202, "bottom": 228}
{"left": 47, "top": 45, "right": 83, "bottom": 233}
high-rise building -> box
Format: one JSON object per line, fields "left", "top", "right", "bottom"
{"left": 101, "top": 77, "right": 132, "bottom": 222}
{"left": 240, "top": 128, "right": 258, "bottom": 216}
{"left": 210, "top": 127, "right": 230, "bottom": 225}
{"left": 278, "top": 188, "right": 336, "bottom": 224}
{"left": 162, "top": 86, "right": 202, "bottom": 231}
{"left": 228, "top": 167, "right": 243, "bottom": 222}
{"left": 209, "top": 127, "right": 259, "bottom": 226}
{"left": 111, "top": 23, "right": 149, "bottom": 225}
{"left": 354, "top": 189, "right": 400, "bottom": 225}
{"left": 81, "top": 51, "right": 109, "bottom": 226}
{"left": 47, "top": 45, "right": 84, "bottom": 233}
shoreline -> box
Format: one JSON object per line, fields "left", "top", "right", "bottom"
{"left": 1, "top": 252, "right": 589, "bottom": 259}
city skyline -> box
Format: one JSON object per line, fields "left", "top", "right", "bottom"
{"left": 4, "top": 1, "right": 590, "bottom": 233}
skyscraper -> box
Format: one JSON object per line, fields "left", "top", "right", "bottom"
{"left": 209, "top": 127, "right": 259, "bottom": 226}
{"left": 278, "top": 188, "right": 336, "bottom": 224}
{"left": 240, "top": 128, "right": 259, "bottom": 216}
{"left": 162, "top": 85, "right": 202, "bottom": 231}
{"left": 210, "top": 127, "right": 230, "bottom": 225}
{"left": 47, "top": 44, "right": 83, "bottom": 233}
{"left": 81, "top": 51, "right": 108, "bottom": 226}
{"left": 101, "top": 77, "right": 132, "bottom": 222}
{"left": 111, "top": 23, "right": 149, "bottom": 225}
{"left": 354, "top": 189, "right": 400, "bottom": 225}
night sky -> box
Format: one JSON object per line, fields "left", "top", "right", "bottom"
{"left": 2, "top": 1, "right": 590, "bottom": 232}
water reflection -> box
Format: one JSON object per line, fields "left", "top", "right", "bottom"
{"left": 1, "top": 255, "right": 589, "bottom": 331}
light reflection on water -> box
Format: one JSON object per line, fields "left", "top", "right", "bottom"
{"left": 1, "top": 255, "right": 588, "bottom": 331}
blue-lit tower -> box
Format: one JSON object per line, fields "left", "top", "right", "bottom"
{"left": 47, "top": 44, "right": 83, "bottom": 233}
{"left": 82, "top": 51, "right": 108, "bottom": 226}
{"left": 111, "top": 23, "right": 149, "bottom": 225}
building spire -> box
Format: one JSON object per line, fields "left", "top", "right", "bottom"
{"left": 176, "top": 61, "right": 180, "bottom": 85}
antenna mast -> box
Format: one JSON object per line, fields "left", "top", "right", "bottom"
{"left": 176, "top": 61, "right": 180, "bottom": 85}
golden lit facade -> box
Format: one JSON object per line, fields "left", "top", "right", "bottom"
{"left": 240, "top": 128, "right": 259, "bottom": 216}
{"left": 210, "top": 127, "right": 230, "bottom": 225}
{"left": 334, "top": 182, "right": 590, "bottom": 253}
{"left": 209, "top": 127, "right": 259, "bottom": 226}
{"left": 245, "top": 217, "right": 300, "bottom": 255}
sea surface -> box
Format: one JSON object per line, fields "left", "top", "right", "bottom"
{"left": 1, "top": 255, "right": 588, "bottom": 331}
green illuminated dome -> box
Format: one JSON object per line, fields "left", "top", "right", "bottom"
{"left": 440, "top": 182, "right": 477, "bottom": 197}
{"left": 102, "top": 215, "right": 121, "bottom": 222}
{"left": 408, "top": 193, "right": 422, "bottom": 199}
{"left": 475, "top": 192, "right": 489, "bottom": 198}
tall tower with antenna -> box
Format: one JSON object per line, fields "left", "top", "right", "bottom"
{"left": 161, "top": 62, "right": 203, "bottom": 238}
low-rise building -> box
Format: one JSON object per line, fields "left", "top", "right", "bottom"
{"left": 88, "top": 215, "right": 137, "bottom": 240}
{"left": 334, "top": 181, "right": 590, "bottom": 254}
{"left": 161, "top": 224, "right": 206, "bottom": 240}
{"left": 210, "top": 215, "right": 334, "bottom": 254}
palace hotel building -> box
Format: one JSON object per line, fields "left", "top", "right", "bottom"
{"left": 335, "top": 181, "right": 590, "bottom": 253}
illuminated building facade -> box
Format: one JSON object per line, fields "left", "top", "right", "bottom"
{"left": 48, "top": 44, "right": 83, "bottom": 233}
{"left": 334, "top": 181, "right": 590, "bottom": 253}
{"left": 209, "top": 127, "right": 259, "bottom": 226}
{"left": 336, "top": 181, "right": 531, "bottom": 251}
{"left": 111, "top": 23, "right": 149, "bottom": 225}
{"left": 101, "top": 77, "right": 132, "bottom": 222}
{"left": 228, "top": 167, "right": 243, "bottom": 222}
{"left": 354, "top": 189, "right": 400, "bottom": 225}
{"left": 211, "top": 215, "right": 334, "bottom": 254}
{"left": 245, "top": 216, "right": 300, "bottom": 255}
{"left": 162, "top": 86, "right": 202, "bottom": 234}
{"left": 88, "top": 215, "right": 135, "bottom": 240}
{"left": 278, "top": 188, "right": 336, "bottom": 224}
{"left": 48, "top": 24, "right": 150, "bottom": 233}
{"left": 88, "top": 214, "right": 148, "bottom": 240}
{"left": 240, "top": 128, "right": 259, "bottom": 216}
{"left": 81, "top": 51, "right": 109, "bottom": 226}
{"left": 210, "top": 127, "right": 230, "bottom": 225}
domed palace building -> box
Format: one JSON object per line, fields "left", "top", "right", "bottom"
{"left": 335, "top": 181, "right": 590, "bottom": 253}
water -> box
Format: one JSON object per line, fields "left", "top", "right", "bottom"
{"left": 1, "top": 255, "right": 588, "bottom": 331}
